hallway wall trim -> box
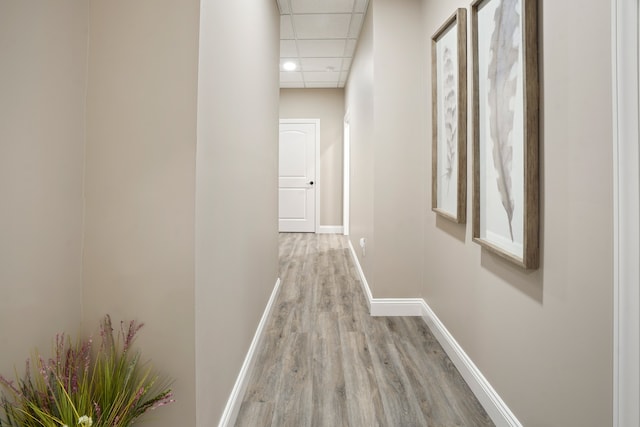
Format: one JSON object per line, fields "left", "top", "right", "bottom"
{"left": 420, "top": 302, "right": 522, "bottom": 427}
{"left": 217, "top": 277, "right": 282, "bottom": 427}
{"left": 318, "top": 226, "right": 344, "bottom": 234}
{"left": 612, "top": 0, "right": 640, "bottom": 424}
{"left": 371, "top": 298, "right": 424, "bottom": 316}
{"left": 348, "top": 240, "right": 373, "bottom": 310}
{"left": 347, "top": 241, "right": 522, "bottom": 427}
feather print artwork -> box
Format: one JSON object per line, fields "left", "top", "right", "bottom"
{"left": 487, "top": 0, "right": 520, "bottom": 241}
{"left": 442, "top": 46, "right": 457, "bottom": 194}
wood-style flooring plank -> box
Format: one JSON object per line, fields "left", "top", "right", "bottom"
{"left": 241, "top": 331, "right": 287, "bottom": 405}
{"left": 399, "top": 317, "right": 493, "bottom": 426}
{"left": 234, "top": 233, "right": 494, "bottom": 427}
{"left": 364, "top": 317, "right": 429, "bottom": 427}
{"left": 339, "top": 331, "right": 386, "bottom": 426}
{"left": 310, "top": 312, "right": 348, "bottom": 427}
{"left": 234, "top": 402, "right": 274, "bottom": 427}
{"left": 270, "top": 332, "right": 313, "bottom": 427}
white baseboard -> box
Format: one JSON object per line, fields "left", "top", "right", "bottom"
{"left": 347, "top": 240, "right": 422, "bottom": 317}
{"left": 318, "top": 225, "right": 344, "bottom": 234}
{"left": 347, "top": 239, "right": 372, "bottom": 311}
{"left": 346, "top": 241, "right": 521, "bottom": 426}
{"left": 217, "top": 277, "right": 282, "bottom": 427}
{"left": 370, "top": 298, "right": 424, "bottom": 316}
{"left": 420, "top": 301, "right": 522, "bottom": 427}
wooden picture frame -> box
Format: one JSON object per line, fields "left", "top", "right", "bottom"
{"left": 432, "top": 8, "right": 467, "bottom": 223}
{"left": 471, "top": 0, "right": 539, "bottom": 269}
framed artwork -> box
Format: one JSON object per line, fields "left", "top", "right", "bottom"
{"left": 432, "top": 8, "right": 467, "bottom": 223}
{"left": 471, "top": 0, "right": 539, "bottom": 269}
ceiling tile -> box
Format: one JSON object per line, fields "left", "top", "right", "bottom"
{"left": 293, "top": 14, "right": 351, "bottom": 39}
{"left": 348, "top": 14, "right": 364, "bottom": 38}
{"left": 300, "top": 58, "right": 343, "bottom": 72}
{"left": 278, "top": 0, "right": 370, "bottom": 88}
{"left": 280, "top": 40, "right": 298, "bottom": 57}
{"left": 344, "top": 39, "right": 357, "bottom": 56}
{"left": 354, "top": 0, "right": 368, "bottom": 13}
{"left": 280, "top": 71, "right": 304, "bottom": 82}
{"left": 305, "top": 82, "right": 339, "bottom": 88}
{"left": 281, "top": 82, "right": 305, "bottom": 88}
{"left": 303, "top": 71, "right": 341, "bottom": 82}
{"left": 297, "top": 39, "right": 346, "bottom": 57}
{"left": 281, "top": 15, "right": 295, "bottom": 39}
{"left": 291, "top": 0, "right": 354, "bottom": 14}
{"left": 277, "top": 0, "right": 291, "bottom": 14}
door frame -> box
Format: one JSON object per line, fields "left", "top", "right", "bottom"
{"left": 343, "top": 112, "right": 351, "bottom": 236}
{"left": 279, "top": 118, "right": 321, "bottom": 233}
{"left": 612, "top": 0, "right": 640, "bottom": 425}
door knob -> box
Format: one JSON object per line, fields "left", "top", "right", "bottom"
{"left": 309, "top": 181, "right": 314, "bottom": 185}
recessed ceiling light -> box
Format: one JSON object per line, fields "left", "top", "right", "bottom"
{"left": 282, "top": 61, "right": 297, "bottom": 71}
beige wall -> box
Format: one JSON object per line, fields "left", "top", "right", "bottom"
{"left": 195, "top": 0, "right": 280, "bottom": 425}
{"left": 2, "top": 2, "right": 279, "bottom": 425}
{"left": 372, "top": 0, "right": 425, "bottom": 298}
{"left": 345, "top": 4, "right": 376, "bottom": 287}
{"left": 346, "top": 0, "right": 425, "bottom": 297}
{"left": 347, "top": 0, "right": 614, "bottom": 425}
{"left": 83, "top": 1, "right": 200, "bottom": 426}
{"left": 0, "top": 0, "right": 87, "bottom": 378}
{"left": 422, "top": 0, "right": 613, "bottom": 425}
{"left": 280, "top": 89, "right": 345, "bottom": 226}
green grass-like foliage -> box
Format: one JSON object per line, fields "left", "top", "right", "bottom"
{"left": 0, "top": 315, "right": 173, "bottom": 427}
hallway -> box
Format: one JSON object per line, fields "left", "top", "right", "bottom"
{"left": 235, "top": 233, "right": 493, "bottom": 426}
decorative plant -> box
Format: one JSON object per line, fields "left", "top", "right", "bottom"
{"left": 0, "top": 315, "right": 174, "bottom": 427}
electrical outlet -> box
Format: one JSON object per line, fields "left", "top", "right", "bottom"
{"left": 359, "top": 237, "right": 366, "bottom": 257}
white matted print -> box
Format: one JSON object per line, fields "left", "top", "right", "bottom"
{"left": 472, "top": 0, "right": 539, "bottom": 269}
{"left": 432, "top": 9, "right": 467, "bottom": 223}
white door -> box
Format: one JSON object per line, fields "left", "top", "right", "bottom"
{"left": 279, "top": 120, "right": 318, "bottom": 232}
{"left": 343, "top": 114, "right": 350, "bottom": 236}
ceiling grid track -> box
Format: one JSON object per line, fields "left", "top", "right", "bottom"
{"left": 278, "top": 0, "right": 369, "bottom": 89}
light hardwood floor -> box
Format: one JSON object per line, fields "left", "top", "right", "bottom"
{"left": 235, "top": 233, "right": 493, "bottom": 427}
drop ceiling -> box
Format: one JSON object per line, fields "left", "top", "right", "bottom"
{"left": 278, "top": 0, "right": 370, "bottom": 89}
